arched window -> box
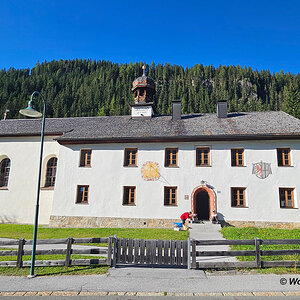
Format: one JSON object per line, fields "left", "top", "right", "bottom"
{"left": 45, "top": 157, "right": 57, "bottom": 188}
{"left": 0, "top": 158, "right": 10, "bottom": 188}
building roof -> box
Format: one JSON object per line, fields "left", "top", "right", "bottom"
{"left": 1, "top": 111, "right": 300, "bottom": 144}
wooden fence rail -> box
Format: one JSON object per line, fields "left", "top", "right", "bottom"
{"left": 191, "top": 238, "right": 300, "bottom": 269}
{"left": 0, "top": 236, "right": 112, "bottom": 268}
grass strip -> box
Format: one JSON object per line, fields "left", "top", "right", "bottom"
{"left": 0, "top": 224, "right": 188, "bottom": 240}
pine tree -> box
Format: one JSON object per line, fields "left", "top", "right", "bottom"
{"left": 282, "top": 82, "right": 300, "bottom": 118}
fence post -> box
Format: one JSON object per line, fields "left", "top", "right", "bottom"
{"left": 255, "top": 237, "right": 261, "bottom": 268}
{"left": 191, "top": 239, "right": 196, "bottom": 269}
{"left": 65, "top": 237, "right": 73, "bottom": 267}
{"left": 187, "top": 237, "right": 191, "bottom": 269}
{"left": 151, "top": 240, "right": 156, "bottom": 267}
{"left": 17, "top": 238, "right": 25, "bottom": 268}
{"left": 107, "top": 236, "right": 113, "bottom": 266}
{"left": 112, "top": 234, "right": 117, "bottom": 268}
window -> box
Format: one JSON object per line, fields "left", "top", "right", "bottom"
{"left": 277, "top": 148, "right": 291, "bottom": 166}
{"left": 76, "top": 185, "right": 89, "bottom": 204}
{"left": 44, "top": 157, "right": 57, "bottom": 188}
{"left": 196, "top": 147, "right": 210, "bottom": 166}
{"left": 165, "top": 148, "right": 178, "bottom": 167}
{"left": 164, "top": 187, "right": 177, "bottom": 206}
{"left": 123, "top": 186, "right": 136, "bottom": 205}
{"left": 231, "top": 149, "right": 244, "bottom": 166}
{"left": 0, "top": 158, "right": 10, "bottom": 188}
{"left": 124, "top": 148, "right": 138, "bottom": 167}
{"left": 139, "top": 88, "right": 145, "bottom": 97}
{"left": 279, "top": 188, "right": 295, "bottom": 208}
{"left": 80, "top": 149, "right": 92, "bottom": 167}
{"left": 231, "top": 187, "right": 246, "bottom": 207}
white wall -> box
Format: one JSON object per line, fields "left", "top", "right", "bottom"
{"left": 0, "top": 136, "right": 60, "bottom": 224}
{"left": 52, "top": 140, "right": 300, "bottom": 223}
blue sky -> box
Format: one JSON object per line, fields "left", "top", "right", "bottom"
{"left": 0, "top": 0, "right": 299, "bottom": 73}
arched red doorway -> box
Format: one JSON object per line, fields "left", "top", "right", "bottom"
{"left": 191, "top": 185, "right": 216, "bottom": 221}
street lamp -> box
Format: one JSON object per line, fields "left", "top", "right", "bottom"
{"left": 19, "top": 91, "right": 46, "bottom": 278}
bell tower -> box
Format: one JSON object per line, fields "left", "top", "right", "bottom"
{"left": 131, "top": 65, "right": 155, "bottom": 118}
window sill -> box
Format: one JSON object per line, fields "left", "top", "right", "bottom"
{"left": 0, "top": 187, "right": 8, "bottom": 190}
{"left": 164, "top": 204, "right": 178, "bottom": 207}
{"left": 231, "top": 206, "right": 248, "bottom": 208}
{"left": 278, "top": 165, "right": 293, "bottom": 168}
{"left": 196, "top": 165, "right": 212, "bottom": 167}
{"left": 41, "top": 187, "right": 54, "bottom": 190}
{"left": 123, "top": 165, "right": 138, "bottom": 168}
{"left": 79, "top": 166, "right": 92, "bottom": 168}
{"left": 122, "top": 204, "right": 136, "bottom": 206}
{"left": 165, "top": 166, "right": 179, "bottom": 168}
{"left": 75, "top": 202, "right": 89, "bottom": 205}
{"left": 231, "top": 165, "right": 246, "bottom": 167}
{"left": 280, "top": 207, "right": 298, "bottom": 209}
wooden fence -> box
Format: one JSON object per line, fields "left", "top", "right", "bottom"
{"left": 0, "top": 237, "right": 113, "bottom": 267}
{"left": 191, "top": 238, "right": 300, "bottom": 269}
{"left": 1, "top": 236, "right": 299, "bottom": 269}
{"left": 115, "top": 238, "right": 188, "bottom": 266}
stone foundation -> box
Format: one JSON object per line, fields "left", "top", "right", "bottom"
{"left": 226, "top": 220, "right": 300, "bottom": 229}
{"left": 49, "top": 216, "right": 300, "bottom": 229}
{"left": 49, "top": 215, "right": 178, "bottom": 228}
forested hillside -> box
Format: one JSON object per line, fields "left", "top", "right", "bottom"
{"left": 0, "top": 60, "right": 299, "bottom": 119}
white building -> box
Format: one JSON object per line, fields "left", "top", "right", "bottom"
{"left": 1, "top": 70, "right": 300, "bottom": 228}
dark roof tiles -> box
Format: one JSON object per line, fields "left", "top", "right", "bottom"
{"left": 0, "top": 111, "right": 300, "bottom": 141}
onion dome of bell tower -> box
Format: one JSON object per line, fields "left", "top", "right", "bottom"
{"left": 132, "top": 65, "right": 155, "bottom": 104}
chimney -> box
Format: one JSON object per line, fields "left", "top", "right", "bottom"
{"left": 217, "top": 100, "right": 227, "bottom": 118}
{"left": 172, "top": 99, "right": 182, "bottom": 121}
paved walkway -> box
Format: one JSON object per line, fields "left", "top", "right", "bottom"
{"left": 189, "top": 221, "right": 238, "bottom": 263}
{"left": 0, "top": 267, "right": 299, "bottom": 296}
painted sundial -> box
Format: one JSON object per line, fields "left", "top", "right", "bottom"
{"left": 141, "top": 161, "right": 160, "bottom": 181}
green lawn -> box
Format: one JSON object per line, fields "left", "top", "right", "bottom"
{"left": 0, "top": 224, "right": 188, "bottom": 240}
{"left": 221, "top": 226, "right": 300, "bottom": 274}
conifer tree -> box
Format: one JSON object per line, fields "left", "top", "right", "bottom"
{"left": 282, "top": 82, "right": 300, "bottom": 118}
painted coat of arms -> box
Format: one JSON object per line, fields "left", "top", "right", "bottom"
{"left": 252, "top": 161, "right": 272, "bottom": 179}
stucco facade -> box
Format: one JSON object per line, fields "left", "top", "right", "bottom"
{"left": 46, "top": 140, "right": 300, "bottom": 227}
{"left": 0, "top": 136, "right": 59, "bottom": 224}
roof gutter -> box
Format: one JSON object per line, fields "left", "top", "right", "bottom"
{"left": 0, "top": 132, "right": 64, "bottom": 138}
{"left": 57, "top": 134, "right": 300, "bottom": 145}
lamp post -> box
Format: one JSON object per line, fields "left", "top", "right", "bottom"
{"left": 19, "top": 91, "right": 46, "bottom": 277}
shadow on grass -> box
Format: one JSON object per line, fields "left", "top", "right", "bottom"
{"left": 0, "top": 265, "right": 111, "bottom": 277}
{"left": 37, "top": 265, "right": 108, "bottom": 277}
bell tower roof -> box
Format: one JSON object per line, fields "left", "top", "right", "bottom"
{"left": 132, "top": 65, "right": 155, "bottom": 100}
